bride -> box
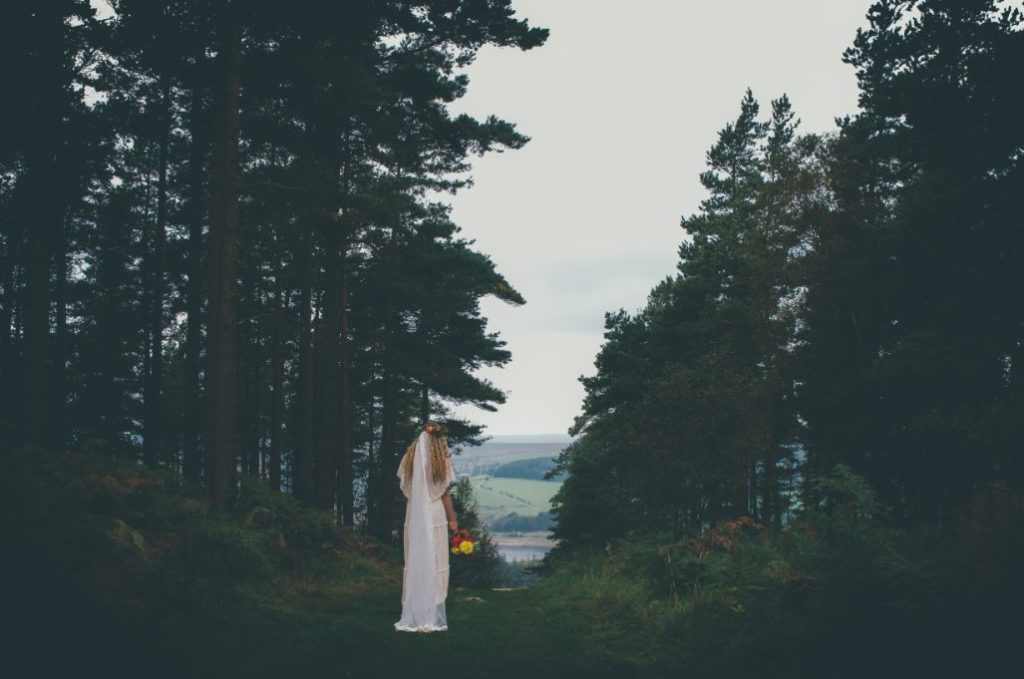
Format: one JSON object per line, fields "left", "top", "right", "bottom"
{"left": 394, "top": 422, "right": 459, "bottom": 632}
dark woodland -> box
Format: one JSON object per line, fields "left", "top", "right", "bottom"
{"left": 2, "top": 1, "right": 1022, "bottom": 678}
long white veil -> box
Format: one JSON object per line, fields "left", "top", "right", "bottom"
{"left": 395, "top": 430, "right": 447, "bottom": 631}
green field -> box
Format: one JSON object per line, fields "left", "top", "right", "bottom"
{"left": 470, "top": 475, "right": 561, "bottom": 520}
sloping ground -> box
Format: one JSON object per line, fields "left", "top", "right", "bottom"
{"left": 138, "top": 580, "right": 642, "bottom": 679}
{"left": 471, "top": 475, "right": 559, "bottom": 520}
{"left": 9, "top": 445, "right": 1017, "bottom": 679}
{"left": 1, "top": 446, "right": 652, "bottom": 679}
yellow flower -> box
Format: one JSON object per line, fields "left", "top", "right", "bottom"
{"left": 459, "top": 540, "right": 474, "bottom": 555}
{"left": 451, "top": 547, "right": 459, "bottom": 554}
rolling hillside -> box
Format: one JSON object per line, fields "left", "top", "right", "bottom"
{"left": 452, "top": 437, "right": 569, "bottom": 536}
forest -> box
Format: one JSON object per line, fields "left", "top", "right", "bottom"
{"left": 3, "top": 1, "right": 1023, "bottom": 678}
{"left": 0, "top": 0, "right": 546, "bottom": 536}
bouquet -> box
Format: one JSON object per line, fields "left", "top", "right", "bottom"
{"left": 450, "top": 529, "right": 475, "bottom": 555}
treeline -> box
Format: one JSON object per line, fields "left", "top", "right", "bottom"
{"left": 0, "top": 1, "right": 547, "bottom": 540}
{"left": 489, "top": 510, "right": 551, "bottom": 532}
{"left": 550, "top": 0, "right": 1024, "bottom": 547}
{"left": 490, "top": 456, "right": 563, "bottom": 481}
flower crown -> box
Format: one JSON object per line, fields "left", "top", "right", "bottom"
{"left": 424, "top": 422, "right": 448, "bottom": 437}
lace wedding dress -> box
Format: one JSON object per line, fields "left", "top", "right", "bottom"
{"left": 394, "top": 430, "right": 457, "bottom": 632}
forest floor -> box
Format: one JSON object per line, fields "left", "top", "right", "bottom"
{"left": 140, "top": 580, "right": 656, "bottom": 679}
{"left": 13, "top": 446, "right": 1015, "bottom": 679}
{"left": 4, "top": 446, "right": 664, "bottom": 679}
{"left": 18, "top": 565, "right": 661, "bottom": 679}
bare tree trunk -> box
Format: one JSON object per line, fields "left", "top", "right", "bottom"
{"left": 370, "top": 292, "right": 399, "bottom": 540}
{"left": 764, "top": 447, "right": 781, "bottom": 528}
{"left": 183, "top": 47, "right": 207, "bottom": 485}
{"left": 293, "top": 221, "right": 316, "bottom": 505}
{"left": 338, "top": 258, "right": 354, "bottom": 526}
{"left": 0, "top": 221, "right": 19, "bottom": 403}
{"left": 145, "top": 72, "right": 172, "bottom": 468}
{"left": 21, "top": 6, "right": 64, "bottom": 450}
{"left": 50, "top": 214, "right": 68, "bottom": 451}
{"left": 244, "top": 309, "right": 262, "bottom": 476}
{"left": 206, "top": 1, "right": 242, "bottom": 508}
{"left": 268, "top": 258, "right": 285, "bottom": 492}
{"left": 315, "top": 222, "right": 342, "bottom": 511}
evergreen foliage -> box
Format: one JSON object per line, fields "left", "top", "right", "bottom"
{"left": 551, "top": 0, "right": 1024, "bottom": 551}
{"left": 0, "top": 1, "right": 548, "bottom": 543}
{"left": 3, "top": 2, "right": 1024, "bottom": 675}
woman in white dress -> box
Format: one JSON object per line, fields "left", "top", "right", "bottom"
{"left": 394, "top": 423, "right": 459, "bottom": 632}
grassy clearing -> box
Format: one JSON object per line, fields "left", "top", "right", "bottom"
{"left": 470, "top": 475, "right": 560, "bottom": 518}
{"left": 3, "top": 446, "right": 643, "bottom": 679}
{"left": 9, "top": 446, "right": 1016, "bottom": 679}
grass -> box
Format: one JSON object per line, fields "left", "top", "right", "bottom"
{"left": 27, "top": 565, "right": 646, "bottom": 679}
{"left": 3, "top": 445, "right": 651, "bottom": 679}
{"left": 470, "top": 475, "right": 560, "bottom": 518}
{"left": 11, "top": 446, "right": 1017, "bottom": 679}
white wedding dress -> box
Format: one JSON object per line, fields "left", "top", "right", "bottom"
{"left": 394, "top": 430, "right": 457, "bottom": 632}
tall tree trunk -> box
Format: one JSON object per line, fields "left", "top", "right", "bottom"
{"left": 315, "top": 222, "right": 342, "bottom": 511}
{"left": 145, "top": 72, "right": 172, "bottom": 468}
{"left": 50, "top": 214, "right": 68, "bottom": 451}
{"left": 237, "top": 314, "right": 250, "bottom": 476}
{"left": 0, "top": 221, "right": 19, "bottom": 406}
{"left": 206, "top": 1, "right": 242, "bottom": 508}
{"left": 243, "top": 310, "right": 262, "bottom": 476}
{"left": 21, "top": 6, "right": 64, "bottom": 449}
{"left": 338, "top": 258, "right": 354, "bottom": 526}
{"left": 183, "top": 48, "right": 207, "bottom": 485}
{"left": 764, "top": 447, "right": 780, "bottom": 528}
{"left": 373, "top": 367, "right": 398, "bottom": 539}
{"left": 370, "top": 294, "right": 399, "bottom": 540}
{"left": 268, "top": 258, "right": 285, "bottom": 492}
{"left": 293, "top": 221, "right": 316, "bottom": 505}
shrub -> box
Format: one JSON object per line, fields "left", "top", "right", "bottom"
{"left": 448, "top": 477, "right": 504, "bottom": 588}
{"left": 538, "top": 464, "right": 1024, "bottom": 677}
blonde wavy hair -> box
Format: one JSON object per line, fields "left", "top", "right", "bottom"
{"left": 401, "top": 425, "right": 451, "bottom": 486}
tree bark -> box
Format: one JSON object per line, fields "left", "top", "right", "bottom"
{"left": 50, "top": 212, "right": 68, "bottom": 451}
{"left": 268, "top": 259, "right": 285, "bottom": 492}
{"left": 338, "top": 257, "right": 354, "bottom": 526}
{"left": 315, "top": 222, "right": 342, "bottom": 511}
{"left": 183, "top": 46, "right": 207, "bottom": 485}
{"left": 144, "top": 72, "right": 172, "bottom": 468}
{"left": 0, "top": 220, "right": 20, "bottom": 402}
{"left": 206, "top": 1, "right": 242, "bottom": 508}
{"left": 370, "top": 291, "right": 399, "bottom": 540}
{"left": 293, "top": 220, "right": 316, "bottom": 505}
{"left": 243, "top": 308, "right": 262, "bottom": 477}
{"left": 21, "top": 5, "right": 64, "bottom": 449}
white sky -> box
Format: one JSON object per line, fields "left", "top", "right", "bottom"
{"left": 447, "top": 0, "right": 874, "bottom": 437}
{"left": 90, "top": 0, "right": 873, "bottom": 439}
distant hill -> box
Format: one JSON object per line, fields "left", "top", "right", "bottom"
{"left": 486, "top": 434, "right": 575, "bottom": 444}
{"left": 492, "top": 456, "right": 565, "bottom": 481}
{"left": 451, "top": 440, "right": 570, "bottom": 477}
{"left": 450, "top": 436, "right": 569, "bottom": 531}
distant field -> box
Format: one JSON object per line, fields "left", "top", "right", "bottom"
{"left": 485, "top": 477, "right": 561, "bottom": 507}
{"left": 469, "top": 475, "right": 561, "bottom": 520}
{"left": 451, "top": 440, "right": 567, "bottom": 528}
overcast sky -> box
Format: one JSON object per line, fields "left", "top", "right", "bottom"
{"left": 446, "top": 0, "right": 875, "bottom": 437}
